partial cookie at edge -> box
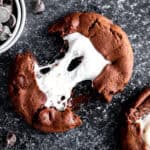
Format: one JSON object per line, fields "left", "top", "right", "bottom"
{"left": 121, "top": 88, "right": 150, "bottom": 150}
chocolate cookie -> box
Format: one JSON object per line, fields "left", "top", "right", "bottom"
{"left": 9, "top": 12, "right": 133, "bottom": 132}
{"left": 121, "top": 88, "right": 150, "bottom": 150}
{"left": 49, "top": 12, "right": 133, "bottom": 102}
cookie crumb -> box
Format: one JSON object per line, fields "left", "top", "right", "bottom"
{"left": 6, "top": 132, "right": 16, "bottom": 147}
{"left": 34, "top": 0, "right": 45, "bottom": 14}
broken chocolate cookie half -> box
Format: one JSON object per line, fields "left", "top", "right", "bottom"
{"left": 9, "top": 12, "right": 133, "bottom": 132}
{"left": 121, "top": 88, "right": 150, "bottom": 150}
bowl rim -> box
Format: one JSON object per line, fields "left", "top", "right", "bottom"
{"left": 0, "top": 0, "right": 22, "bottom": 51}
{"left": 0, "top": 0, "right": 26, "bottom": 54}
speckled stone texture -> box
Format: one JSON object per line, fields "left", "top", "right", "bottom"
{"left": 0, "top": 0, "right": 149, "bottom": 149}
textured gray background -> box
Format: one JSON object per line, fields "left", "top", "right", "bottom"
{"left": 0, "top": 0, "right": 150, "bottom": 149}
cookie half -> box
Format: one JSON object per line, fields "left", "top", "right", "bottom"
{"left": 9, "top": 12, "right": 133, "bottom": 132}
{"left": 49, "top": 12, "right": 133, "bottom": 102}
{"left": 121, "top": 88, "right": 150, "bottom": 150}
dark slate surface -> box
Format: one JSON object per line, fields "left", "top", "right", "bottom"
{"left": 0, "top": 0, "right": 150, "bottom": 149}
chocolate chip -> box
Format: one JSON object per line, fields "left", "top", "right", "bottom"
{"left": 3, "top": 25, "right": 11, "bottom": 34}
{"left": 0, "top": 0, "right": 16, "bottom": 43}
{"left": 0, "top": 25, "right": 11, "bottom": 41}
{"left": 6, "top": 132, "right": 16, "bottom": 147}
{"left": 4, "top": 4, "right": 13, "bottom": 14}
{"left": 0, "top": 6, "right": 11, "bottom": 23}
{"left": 34, "top": 0, "right": 45, "bottom": 14}
{"left": 7, "top": 14, "right": 16, "bottom": 28}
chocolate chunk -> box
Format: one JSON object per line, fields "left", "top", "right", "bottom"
{"left": 34, "top": 0, "right": 45, "bottom": 14}
{"left": 0, "top": 25, "right": 11, "bottom": 41}
{"left": 6, "top": 132, "right": 16, "bottom": 147}
{"left": 7, "top": 14, "right": 16, "bottom": 28}
{"left": 0, "top": 6, "right": 10, "bottom": 23}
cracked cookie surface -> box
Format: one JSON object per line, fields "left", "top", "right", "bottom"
{"left": 49, "top": 12, "right": 133, "bottom": 102}
{"left": 9, "top": 12, "right": 133, "bottom": 133}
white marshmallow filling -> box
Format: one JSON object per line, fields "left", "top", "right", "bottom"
{"left": 137, "top": 114, "right": 150, "bottom": 149}
{"left": 34, "top": 32, "right": 110, "bottom": 111}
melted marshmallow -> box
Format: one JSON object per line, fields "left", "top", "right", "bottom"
{"left": 34, "top": 32, "right": 110, "bottom": 111}
{"left": 137, "top": 114, "right": 150, "bottom": 149}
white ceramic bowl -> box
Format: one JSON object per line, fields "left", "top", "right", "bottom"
{"left": 0, "top": 0, "right": 26, "bottom": 54}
